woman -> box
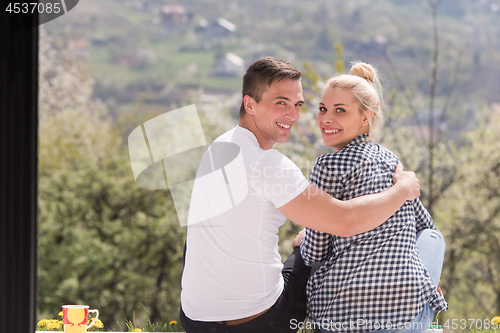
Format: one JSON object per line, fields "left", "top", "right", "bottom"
{"left": 300, "top": 62, "right": 447, "bottom": 333}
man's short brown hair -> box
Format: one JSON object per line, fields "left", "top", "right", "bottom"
{"left": 239, "top": 57, "right": 302, "bottom": 118}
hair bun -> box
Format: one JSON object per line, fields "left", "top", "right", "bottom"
{"left": 350, "top": 62, "right": 376, "bottom": 84}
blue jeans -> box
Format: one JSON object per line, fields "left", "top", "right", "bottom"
{"left": 321, "top": 229, "right": 446, "bottom": 333}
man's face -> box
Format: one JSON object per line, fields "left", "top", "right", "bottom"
{"left": 247, "top": 79, "right": 304, "bottom": 149}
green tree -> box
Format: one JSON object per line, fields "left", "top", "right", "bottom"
{"left": 435, "top": 111, "right": 500, "bottom": 318}
{"left": 38, "top": 107, "right": 186, "bottom": 328}
{"left": 381, "top": 0, "right": 464, "bottom": 215}
{"left": 38, "top": 28, "right": 188, "bottom": 329}
{"left": 377, "top": 0, "right": 498, "bottom": 323}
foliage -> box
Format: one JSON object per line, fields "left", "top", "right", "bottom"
{"left": 333, "top": 43, "right": 345, "bottom": 75}
{"left": 38, "top": 28, "right": 96, "bottom": 118}
{"left": 43, "top": 0, "right": 500, "bottom": 113}
{"left": 360, "top": 67, "right": 500, "bottom": 330}
{"left": 36, "top": 319, "right": 63, "bottom": 331}
{"left": 121, "top": 306, "right": 184, "bottom": 332}
{"left": 37, "top": 29, "right": 186, "bottom": 331}
{"left": 469, "top": 316, "right": 500, "bottom": 333}
{"left": 38, "top": 0, "right": 500, "bottom": 328}
{"left": 376, "top": 0, "right": 500, "bottom": 321}
{"left": 436, "top": 112, "right": 500, "bottom": 318}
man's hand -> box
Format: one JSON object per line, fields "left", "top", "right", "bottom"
{"left": 393, "top": 164, "right": 420, "bottom": 201}
{"left": 437, "top": 280, "right": 443, "bottom": 296}
{"left": 292, "top": 229, "right": 306, "bottom": 249}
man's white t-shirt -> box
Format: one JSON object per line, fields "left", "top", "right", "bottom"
{"left": 181, "top": 126, "right": 309, "bottom": 321}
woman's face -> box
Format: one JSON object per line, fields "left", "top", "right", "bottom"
{"left": 317, "top": 88, "right": 371, "bottom": 151}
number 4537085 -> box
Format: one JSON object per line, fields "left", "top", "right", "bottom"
{"left": 442, "top": 319, "right": 499, "bottom": 330}
{"left": 6, "top": 3, "right": 62, "bottom": 14}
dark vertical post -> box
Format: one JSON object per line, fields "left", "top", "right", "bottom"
{"left": 0, "top": 13, "right": 39, "bottom": 333}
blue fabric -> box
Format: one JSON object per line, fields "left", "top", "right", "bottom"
{"left": 416, "top": 229, "right": 446, "bottom": 287}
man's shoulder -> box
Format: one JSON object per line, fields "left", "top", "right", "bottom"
{"left": 213, "top": 127, "right": 237, "bottom": 143}
{"left": 211, "top": 127, "right": 300, "bottom": 174}
{"left": 213, "top": 126, "right": 260, "bottom": 150}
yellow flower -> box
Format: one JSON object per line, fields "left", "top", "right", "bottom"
{"left": 46, "top": 321, "right": 62, "bottom": 330}
{"left": 93, "top": 318, "right": 104, "bottom": 329}
{"left": 58, "top": 311, "right": 63, "bottom": 317}
{"left": 492, "top": 316, "right": 500, "bottom": 324}
{"left": 169, "top": 320, "right": 178, "bottom": 325}
{"left": 134, "top": 329, "right": 142, "bottom": 332}
{"left": 37, "top": 319, "right": 50, "bottom": 327}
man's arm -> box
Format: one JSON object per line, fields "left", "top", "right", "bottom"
{"left": 279, "top": 165, "right": 420, "bottom": 237}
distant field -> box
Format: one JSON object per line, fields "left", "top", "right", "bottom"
{"left": 88, "top": 42, "right": 241, "bottom": 92}
{"left": 53, "top": 0, "right": 244, "bottom": 94}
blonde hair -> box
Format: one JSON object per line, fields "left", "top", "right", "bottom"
{"left": 324, "top": 62, "right": 384, "bottom": 141}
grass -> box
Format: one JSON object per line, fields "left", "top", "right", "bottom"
{"left": 471, "top": 328, "right": 500, "bottom": 333}
{"left": 120, "top": 305, "right": 184, "bottom": 332}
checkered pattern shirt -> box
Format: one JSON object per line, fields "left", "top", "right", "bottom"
{"left": 300, "top": 134, "right": 448, "bottom": 332}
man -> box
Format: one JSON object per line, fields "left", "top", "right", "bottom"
{"left": 180, "top": 57, "right": 420, "bottom": 333}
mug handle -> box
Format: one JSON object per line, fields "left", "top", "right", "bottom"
{"left": 87, "top": 309, "right": 99, "bottom": 329}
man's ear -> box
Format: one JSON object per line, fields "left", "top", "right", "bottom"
{"left": 243, "top": 95, "right": 256, "bottom": 116}
{"left": 363, "top": 109, "right": 374, "bottom": 126}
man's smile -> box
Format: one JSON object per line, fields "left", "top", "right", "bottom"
{"left": 276, "top": 122, "right": 291, "bottom": 130}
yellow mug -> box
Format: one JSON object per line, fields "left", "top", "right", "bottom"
{"left": 62, "top": 305, "right": 99, "bottom": 333}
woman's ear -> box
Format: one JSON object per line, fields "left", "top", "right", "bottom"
{"left": 363, "top": 109, "right": 374, "bottom": 126}
{"left": 243, "top": 95, "right": 255, "bottom": 116}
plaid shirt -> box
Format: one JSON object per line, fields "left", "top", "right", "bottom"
{"left": 300, "top": 134, "right": 448, "bottom": 332}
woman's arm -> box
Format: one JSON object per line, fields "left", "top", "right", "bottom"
{"left": 279, "top": 165, "right": 420, "bottom": 237}
{"left": 414, "top": 198, "right": 436, "bottom": 233}
{"left": 300, "top": 228, "right": 333, "bottom": 266}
